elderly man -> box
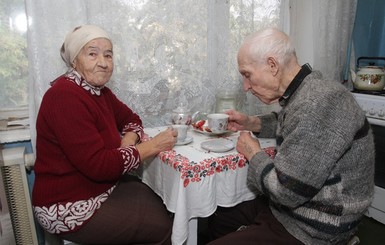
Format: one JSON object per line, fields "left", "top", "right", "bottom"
{"left": 207, "top": 28, "right": 375, "bottom": 245}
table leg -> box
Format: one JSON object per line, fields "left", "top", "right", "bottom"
{"left": 185, "top": 218, "right": 198, "bottom": 245}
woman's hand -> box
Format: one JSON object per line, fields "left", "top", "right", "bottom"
{"left": 136, "top": 127, "right": 177, "bottom": 161}
{"left": 226, "top": 110, "right": 261, "bottom": 132}
{"left": 236, "top": 131, "right": 261, "bottom": 161}
{"left": 120, "top": 132, "right": 139, "bottom": 147}
{"left": 151, "top": 127, "right": 178, "bottom": 152}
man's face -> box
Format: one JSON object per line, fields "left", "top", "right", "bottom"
{"left": 237, "top": 47, "right": 280, "bottom": 104}
{"left": 73, "top": 38, "right": 114, "bottom": 87}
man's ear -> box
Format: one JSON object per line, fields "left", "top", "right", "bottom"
{"left": 267, "top": 57, "right": 279, "bottom": 76}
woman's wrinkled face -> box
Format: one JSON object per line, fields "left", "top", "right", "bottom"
{"left": 73, "top": 38, "right": 113, "bottom": 87}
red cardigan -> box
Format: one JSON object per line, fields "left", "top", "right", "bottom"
{"left": 32, "top": 75, "right": 143, "bottom": 207}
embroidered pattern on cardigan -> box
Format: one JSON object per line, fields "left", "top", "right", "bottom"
{"left": 34, "top": 186, "right": 114, "bottom": 234}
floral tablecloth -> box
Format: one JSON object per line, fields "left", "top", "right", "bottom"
{"left": 141, "top": 126, "right": 276, "bottom": 245}
{"left": 158, "top": 144, "right": 276, "bottom": 188}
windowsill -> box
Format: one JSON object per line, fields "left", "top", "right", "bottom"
{"left": 0, "top": 128, "right": 31, "bottom": 144}
{"left": 0, "top": 106, "right": 29, "bottom": 120}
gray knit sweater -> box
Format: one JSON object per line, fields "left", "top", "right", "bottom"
{"left": 248, "top": 70, "right": 375, "bottom": 244}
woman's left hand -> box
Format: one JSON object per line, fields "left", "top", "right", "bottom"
{"left": 121, "top": 132, "right": 139, "bottom": 147}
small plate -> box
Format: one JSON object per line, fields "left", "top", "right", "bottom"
{"left": 200, "top": 138, "right": 235, "bottom": 152}
{"left": 175, "top": 136, "right": 193, "bottom": 146}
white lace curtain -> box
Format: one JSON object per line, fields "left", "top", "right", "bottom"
{"left": 26, "top": 0, "right": 356, "bottom": 151}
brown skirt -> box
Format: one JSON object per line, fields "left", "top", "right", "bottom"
{"left": 60, "top": 175, "right": 172, "bottom": 245}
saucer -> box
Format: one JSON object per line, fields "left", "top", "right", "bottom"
{"left": 200, "top": 138, "right": 235, "bottom": 152}
{"left": 175, "top": 136, "right": 193, "bottom": 146}
{"left": 193, "top": 128, "right": 232, "bottom": 136}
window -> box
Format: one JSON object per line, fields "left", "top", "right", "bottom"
{"left": 3, "top": 0, "right": 282, "bottom": 125}
{"left": 0, "top": 0, "right": 28, "bottom": 109}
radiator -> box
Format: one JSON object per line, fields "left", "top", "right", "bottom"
{"left": 0, "top": 147, "right": 38, "bottom": 245}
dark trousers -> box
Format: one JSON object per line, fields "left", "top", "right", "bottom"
{"left": 207, "top": 196, "right": 303, "bottom": 245}
{"left": 60, "top": 175, "right": 172, "bottom": 245}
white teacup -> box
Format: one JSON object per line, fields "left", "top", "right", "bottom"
{"left": 207, "top": 113, "right": 229, "bottom": 133}
{"left": 172, "top": 124, "right": 188, "bottom": 142}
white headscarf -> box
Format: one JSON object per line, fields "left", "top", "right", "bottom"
{"left": 60, "top": 24, "right": 111, "bottom": 67}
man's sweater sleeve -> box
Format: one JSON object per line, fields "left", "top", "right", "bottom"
{"left": 253, "top": 112, "right": 278, "bottom": 138}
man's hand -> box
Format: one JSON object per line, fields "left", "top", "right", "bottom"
{"left": 236, "top": 131, "right": 261, "bottom": 160}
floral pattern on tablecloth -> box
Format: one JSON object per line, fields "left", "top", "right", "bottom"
{"left": 158, "top": 146, "right": 276, "bottom": 187}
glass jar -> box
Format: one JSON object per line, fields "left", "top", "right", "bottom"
{"left": 215, "top": 90, "right": 237, "bottom": 113}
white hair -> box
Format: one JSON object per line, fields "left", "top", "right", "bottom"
{"left": 242, "top": 28, "right": 296, "bottom": 66}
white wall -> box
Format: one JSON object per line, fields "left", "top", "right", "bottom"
{"left": 288, "top": 0, "right": 314, "bottom": 66}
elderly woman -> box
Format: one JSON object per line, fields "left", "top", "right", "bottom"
{"left": 32, "top": 24, "right": 176, "bottom": 244}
